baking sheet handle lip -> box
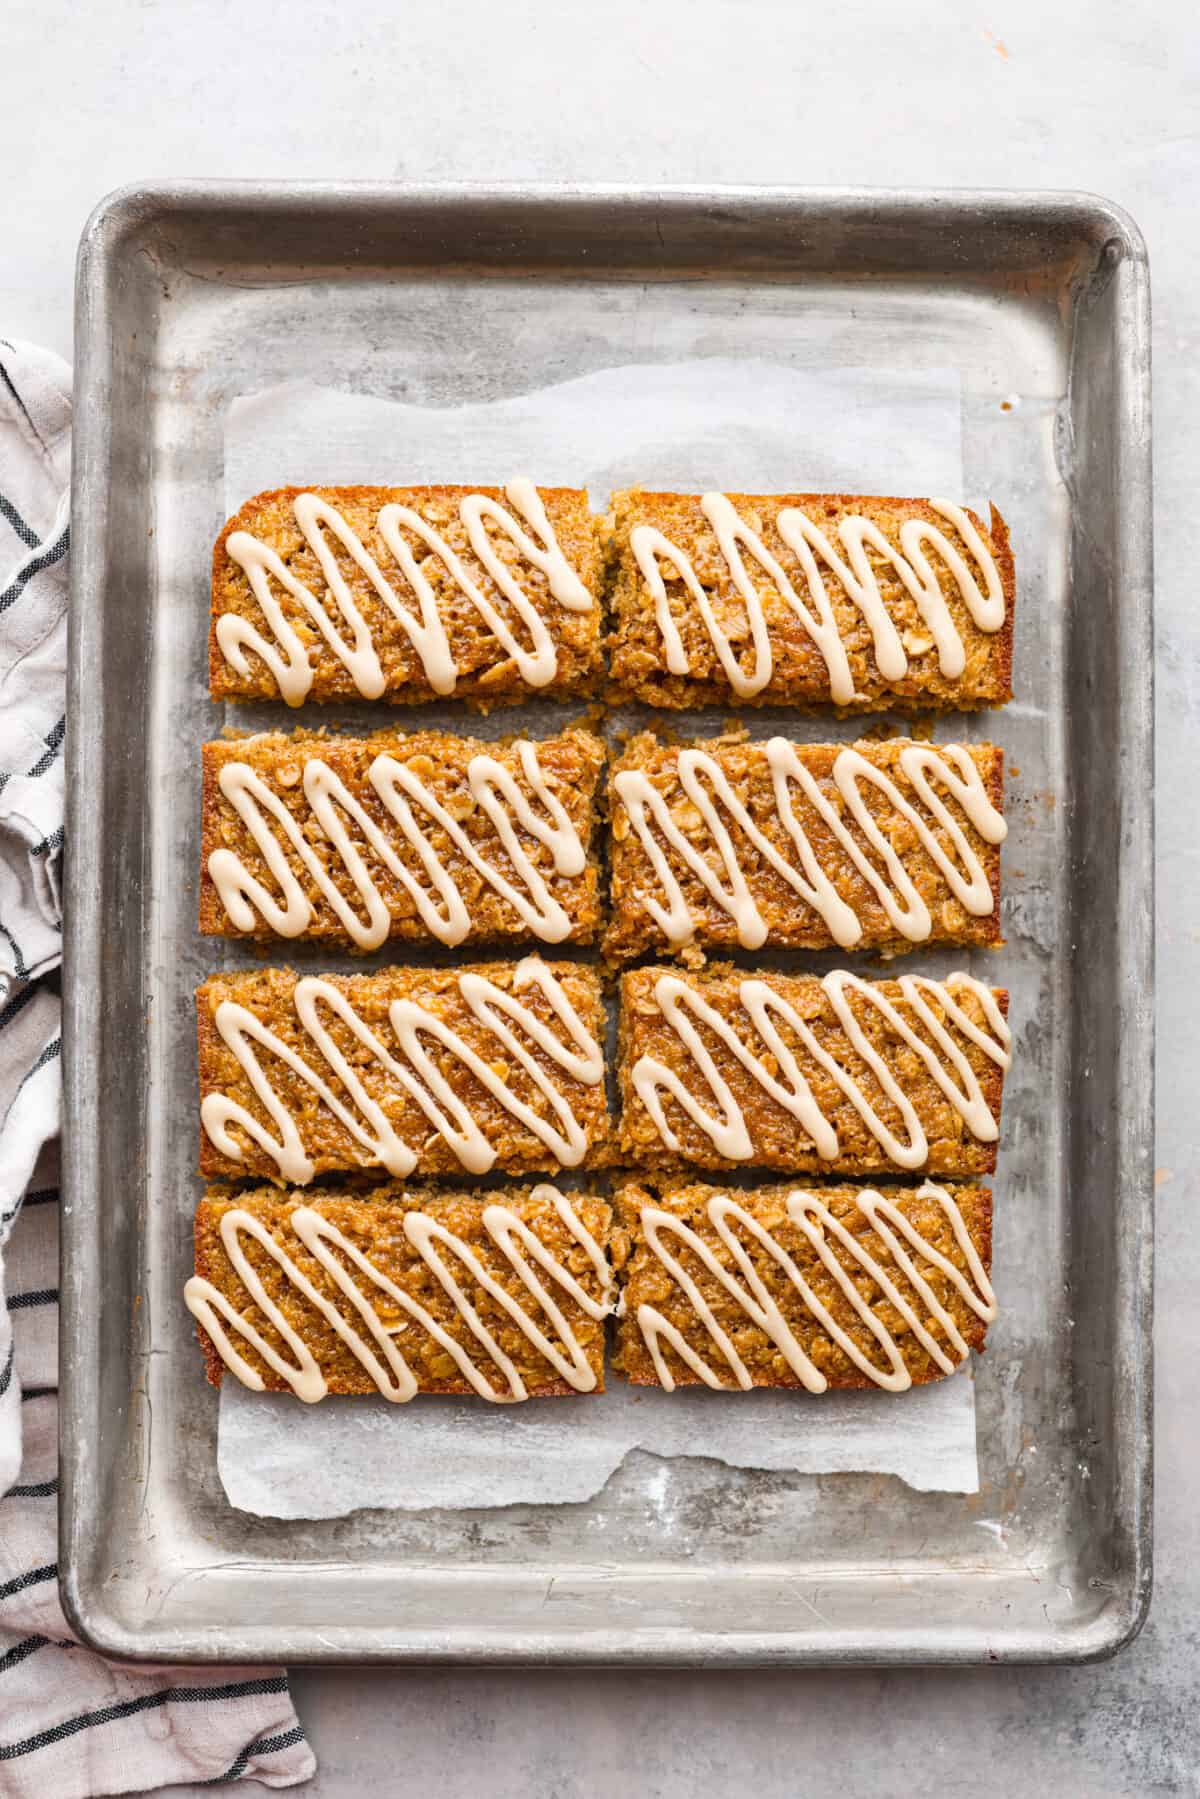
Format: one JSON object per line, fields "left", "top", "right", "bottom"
{"left": 58, "top": 176, "right": 121, "bottom": 1658}
{"left": 1106, "top": 216, "right": 1155, "bottom": 1651}
{"left": 72, "top": 177, "right": 1152, "bottom": 266}
{"left": 49, "top": 1589, "right": 1154, "bottom": 1671}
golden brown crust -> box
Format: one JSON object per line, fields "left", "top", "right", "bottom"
{"left": 199, "top": 726, "right": 605, "bottom": 948}
{"left": 210, "top": 484, "right": 604, "bottom": 706}
{"left": 604, "top": 732, "right": 1004, "bottom": 962}
{"left": 196, "top": 961, "right": 611, "bottom": 1181}
{"left": 611, "top": 1176, "right": 992, "bottom": 1390}
{"left": 193, "top": 1183, "right": 612, "bottom": 1397}
{"left": 606, "top": 490, "right": 1016, "bottom": 711}
{"left": 616, "top": 963, "right": 1008, "bottom": 1177}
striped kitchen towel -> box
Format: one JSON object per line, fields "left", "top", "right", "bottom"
{"left": 0, "top": 340, "right": 314, "bottom": 1796}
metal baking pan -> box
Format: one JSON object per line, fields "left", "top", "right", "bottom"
{"left": 61, "top": 182, "right": 1153, "bottom": 1664}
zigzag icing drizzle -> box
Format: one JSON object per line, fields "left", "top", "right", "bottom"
{"left": 201, "top": 958, "right": 605, "bottom": 1183}
{"left": 634, "top": 1183, "right": 996, "bottom": 1393}
{"left": 631, "top": 969, "right": 1011, "bottom": 1168}
{"left": 184, "top": 1184, "right": 612, "bottom": 1404}
{"left": 631, "top": 494, "right": 1005, "bottom": 701}
{"left": 613, "top": 739, "right": 1005, "bottom": 951}
{"left": 216, "top": 479, "right": 593, "bottom": 704}
{"left": 209, "top": 737, "right": 587, "bottom": 949}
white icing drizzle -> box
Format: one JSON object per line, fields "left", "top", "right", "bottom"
{"left": 183, "top": 1184, "right": 612, "bottom": 1404}
{"left": 631, "top": 495, "right": 1005, "bottom": 702}
{"left": 634, "top": 1182, "right": 997, "bottom": 1393}
{"left": 208, "top": 737, "right": 587, "bottom": 949}
{"left": 631, "top": 970, "right": 1011, "bottom": 1168}
{"left": 613, "top": 739, "right": 1005, "bottom": 951}
{"left": 200, "top": 957, "right": 605, "bottom": 1184}
{"left": 216, "top": 479, "right": 593, "bottom": 705}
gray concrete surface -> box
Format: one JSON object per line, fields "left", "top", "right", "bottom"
{"left": 2, "top": 0, "right": 1193, "bottom": 1791}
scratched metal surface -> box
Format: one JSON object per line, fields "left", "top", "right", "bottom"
{"left": 59, "top": 184, "right": 1152, "bottom": 1664}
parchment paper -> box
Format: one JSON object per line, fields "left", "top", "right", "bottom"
{"left": 216, "top": 360, "right": 981, "bottom": 1519}
{"left": 224, "top": 360, "right": 964, "bottom": 509}
{"left": 219, "top": 1372, "right": 979, "bottom": 1519}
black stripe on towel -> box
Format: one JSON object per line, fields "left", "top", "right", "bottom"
{"left": 0, "top": 493, "right": 37, "bottom": 548}
{"left": 0, "top": 1675, "right": 292, "bottom": 1762}
{"left": 0, "top": 923, "right": 27, "bottom": 982}
{"left": 30, "top": 826, "right": 63, "bottom": 858}
{"left": 0, "top": 1637, "right": 50, "bottom": 1676}
{"left": 6, "top": 1289, "right": 58, "bottom": 1311}
{"left": 14, "top": 1038, "right": 61, "bottom": 1093}
{"left": 208, "top": 1723, "right": 308, "bottom": 1784}
{"left": 0, "top": 356, "right": 41, "bottom": 444}
{"left": 0, "top": 982, "right": 37, "bottom": 1034}
{"left": 0, "top": 523, "right": 68, "bottom": 617}
{"left": 4, "top": 1476, "right": 59, "bottom": 1500}
{"left": 0, "top": 1564, "right": 57, "bottom": 1604}
{"left": 25, "top": 716, "right": 66, "bottom": 778}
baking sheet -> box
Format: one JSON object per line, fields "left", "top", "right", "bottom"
{"left": 62, "top": 184, "right": 1153, "bottom": 1664}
